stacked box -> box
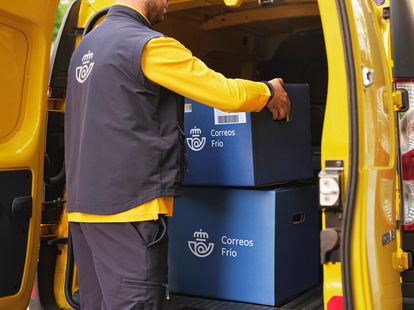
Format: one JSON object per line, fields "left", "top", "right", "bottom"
{"left": 183, "top": 84, "right": 313, "bottom": 186}
{"left": 168, "top": 184, "right": 320, "bottom": 306}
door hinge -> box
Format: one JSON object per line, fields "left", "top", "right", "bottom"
{"left": 392, "top": 251, "right": 412, "bottom": 271}
{"left": 392, "top": 90, "right": 403, "bottom": 111}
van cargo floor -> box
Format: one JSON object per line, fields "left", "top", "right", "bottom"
{"left": 166, "top": 285, "right": 323, "bottom": 310}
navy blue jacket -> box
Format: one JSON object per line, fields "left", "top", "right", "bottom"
{"left": 65, "top": 5, "right": 185, "bottom": 214}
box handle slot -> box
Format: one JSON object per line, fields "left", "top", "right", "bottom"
{"left": 292, "top": 212, "right": 305, "bottom": 224}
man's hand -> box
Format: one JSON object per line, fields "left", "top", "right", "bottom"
{"left": 266, "top": 78, "right": 291, "bottom": 121}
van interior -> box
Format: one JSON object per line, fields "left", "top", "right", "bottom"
{"left": 42, "top": 0, "right": 327, "bottom": 309}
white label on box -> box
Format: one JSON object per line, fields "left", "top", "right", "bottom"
{"left": 214, "top": 109, "right": 246, "bottom": 125}
{"left": 184, "top": 103, "right": 192, "bottom": 113}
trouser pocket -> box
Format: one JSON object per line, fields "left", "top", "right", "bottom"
{"left": 121, "top": 279, "right": 167, "bottom": 289}
{"left": 121, "top": 279, "right": 168, "bottom": 310}
{"left": 129, "top": 216, "right": 169, "bottom": 283}
{"left": 148, "top": 215, "right": 167, "bottom": 247}
{"left": 130, "top": 215, "right": 167, "bottom": 247}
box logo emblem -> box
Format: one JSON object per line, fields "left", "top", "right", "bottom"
{"left": 76, "top": 50, "right": 94, "bottom": 84}
{"left": 186, "top": 127, "right": 206, "bottom": 152}
{"left": 188, "top": 229, "right": 214, "bottom": 257}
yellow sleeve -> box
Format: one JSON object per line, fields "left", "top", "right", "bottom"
{"left": 141, "top": 36, "right": 270, "bottom": 112}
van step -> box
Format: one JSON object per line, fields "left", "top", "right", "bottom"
{"left": 167, "top": 285, "right": 323, "bottom": 310}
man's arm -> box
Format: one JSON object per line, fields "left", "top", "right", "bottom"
{"left": 141, "top": 36, "right": 290, "bottom": 119}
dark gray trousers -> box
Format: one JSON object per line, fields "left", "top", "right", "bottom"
{"left": 69, "top": 216, "right": 168, "bottom": 310}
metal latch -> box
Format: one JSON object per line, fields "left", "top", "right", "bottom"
{"left": 320, "top": 228, "right": 341, "bottom": 264}
{"left": 392, "top": 251, "right": 412, "bottom": 271}
{"left": 319, "top": 160, "right": 344, "bottom": 209}
{"left": 362, "top": 67, "right": 374, "bottom": 89}
{"left": 42, "top": 197, "right": 66, "bottom": 209}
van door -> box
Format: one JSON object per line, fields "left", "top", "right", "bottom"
{"left": 341, "top": 0, "right": 402, "bottom": 309}
{"left": 0, "top": 1, "right": 57, "bottom": 309}
{"left": 320, "top": 0, "right": 401, "bottom": 309}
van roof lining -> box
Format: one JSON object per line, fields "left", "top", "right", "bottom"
{"left": 168, "top": 0, "right": 317, "bottom": 13}
{"left": 165, "top": 2, "right": 321, "bottom": 34}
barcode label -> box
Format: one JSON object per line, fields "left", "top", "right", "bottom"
{"left": 214, "top": 109, "right": 246, "bottom": 125}
{"left": 184, "top": 103, "right": 192, "bottom": 113}
{"left": 218, "top": 115, "right": 239, "bottom": 123}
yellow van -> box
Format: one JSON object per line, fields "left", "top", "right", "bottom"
{"left": 1, "top": 0, "right": 414, "bottom": 309}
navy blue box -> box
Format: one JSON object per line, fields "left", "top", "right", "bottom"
{"left": 183, "top": 84, "right": 313, "bottom": 186}
{"left": 168, "top": 185, "right": 320, "bottom": 306}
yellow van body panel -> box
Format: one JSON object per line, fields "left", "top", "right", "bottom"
{"left": 0, "top": 1, "right": 57, "bottom": 309}
{"left": 345, "top": 0, "right": 401, "bottom": 309}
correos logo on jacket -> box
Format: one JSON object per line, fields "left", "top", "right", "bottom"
{"left": 76, "top": 50, "right": 95, "bottom": 83}
{"left": 188, "top": 229, "right": 214, "bottom": 257}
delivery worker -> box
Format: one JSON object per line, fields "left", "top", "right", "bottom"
{"left": 64, "top": 0, "right": 290, "bottom": 308}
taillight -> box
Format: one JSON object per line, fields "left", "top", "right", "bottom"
{"left": 327, "top": 296, "right": 343, "bottom": 310}
{"left": 396, "top": 80, "right": 414, "bottom": 231}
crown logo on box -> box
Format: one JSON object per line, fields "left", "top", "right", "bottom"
{"left": 190, "top": 127, "right": 202, "bottom": 136}
{"left": 194, "top": 229, "right": 209, "bottom": 240}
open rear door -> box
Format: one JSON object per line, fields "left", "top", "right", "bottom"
{"left": 320, "top": 0, "right": 402, "bottom": 309}
{"left": 0, "top": 1, "right": 57, "bottom": 309}
{"left": 342, "top": 0, "right": 401, "bottom": 309}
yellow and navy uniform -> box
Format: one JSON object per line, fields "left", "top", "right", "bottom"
{"left": 67, "top": 5, "right": 270, "bottom": 223}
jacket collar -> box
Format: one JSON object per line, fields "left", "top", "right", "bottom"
{"left": 107, "top": 5, "right": 152, "bottom": 28}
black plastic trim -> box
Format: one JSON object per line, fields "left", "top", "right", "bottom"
{"left": 0, "top": 170, "right": 32, "bottom": 297}
{"left": 11, "top": 196, "right": 32, "bottom": 219}
{"left": 390, "top": 0, "right": 414, "bottom": 78}
{"left": 402, "top": 282, "right": 414, "bottom": 298}
{"left": 403, "top": 297, "right": 414, "bottom": 310}
{"left": 48, "top": 0, "right": 82, "bottom": 99}
{"left": 402, "top": 232, "right": 414, "bottom": 286}
{"left": 65, "top": 230, "right": 80, "bottom": 309}
{"left": 336, "top": 1, "right": 359, "bottom": 309}
{"left": 44, "top": 153, "right": 65, "bottom": 185}
{"left": 322, "top": 212, "right": 342, "bottom": 263}
{"left": 36, "top": 238, "right": 60, "bottom": 310}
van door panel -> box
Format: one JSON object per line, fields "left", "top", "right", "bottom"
{"left": 0, "top": 1, "right": 58, "bottom": 309}
{"left": 0, "top": 24, "right": 27, "bottom": 140}
{"left": 0, "top": 170, "right": 32, "bottom": 297}
{"left": 345, "top": 0, "right": 401, "bottom": 309}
